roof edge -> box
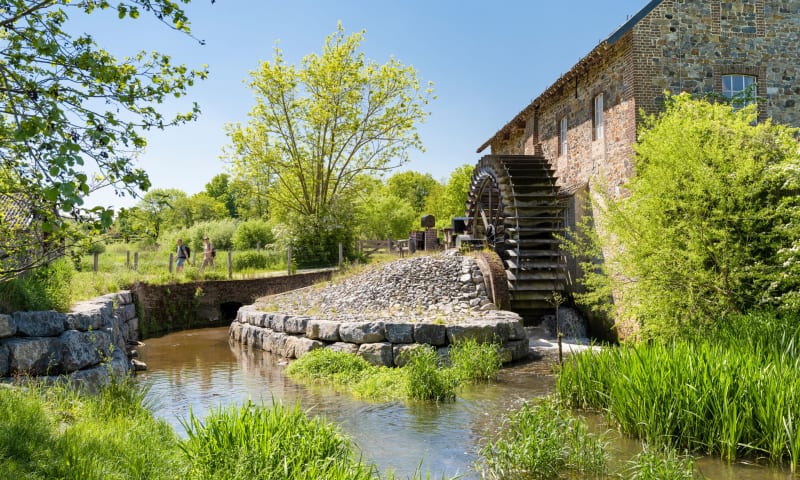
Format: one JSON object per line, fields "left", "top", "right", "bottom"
{"left": 477, "top": 0, "right": 664, "bottom": 153}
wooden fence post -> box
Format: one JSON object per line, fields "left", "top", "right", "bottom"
{"left": 338, "top": 242, "right": 343, "bottom": 269}
{"left": 134, "top": 252, "right": 139, "bottom": 271}
{"left": 93, "top": 252, "right": 99, "bottom": 273}
{"left": 287, "top": 246, "right": 292, "bottom": 275}
{"left": 168, "top": 253, "right": 174, "bottom": 273}
{"left": 126, "top": 251, "right": 131, "bottom": 269}
{"left": 227, "top": 251, "right": 232, "bottom": 279}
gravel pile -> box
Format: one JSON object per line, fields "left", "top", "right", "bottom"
{"left": 256, "top": 251, "right": 520, "bottom": 323}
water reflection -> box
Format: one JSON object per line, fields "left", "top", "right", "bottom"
{"left": 136, "top": 327, "right": 793, "bottom": 479}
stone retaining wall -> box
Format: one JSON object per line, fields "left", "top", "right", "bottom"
{"left": 0, "top": 292, "right": 137, "bottom": 389}
{"left": 229, "top": 305, "right": 530, "bottom": 367}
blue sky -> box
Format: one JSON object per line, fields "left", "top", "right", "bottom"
{"left": 83, "top": 0, "right": 650, "bottom": 209}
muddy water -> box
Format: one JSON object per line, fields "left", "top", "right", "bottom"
{"left": 135, "top": 327, "right": 793, "bottom": 479}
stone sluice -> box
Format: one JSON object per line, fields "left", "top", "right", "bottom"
{"left": 229, "top": 305, "right": 530, "bottom": 367}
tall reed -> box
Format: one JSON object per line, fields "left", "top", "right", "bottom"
{"left": 478, "top": 397, "right": 607, "bottom": 479}
{"left": 557, "top": 311, "right": 800, "bottom": 471}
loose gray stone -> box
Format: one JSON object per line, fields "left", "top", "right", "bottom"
{"left": 0, "top": 314, "right": 16, "bottom": 338}
{"left": 413, "top": 323, "right": 447, "bottom": 346}
{"left": 6, "top": 337, "right": 62, "bottom": 375}
{"left": 306, "top": 320, "right": 340, "bottom": 342}
{"left": 385, "top": 322, "right": 414, "bottom": 344}
{"left": 357, "top": 342, "right": 394, "bottom": 367}
{"left": 13, "top": 311, "right": 65, "bottom": 337}
{"left": 339, "top": 322, "right": 385, "bottom": 344}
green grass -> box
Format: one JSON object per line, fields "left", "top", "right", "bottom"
{"left": 286, "top": 338, "right": 502, "bottom": 402}
{"left": 0, "top": 378, "right": 186, "bottom": 480}
{"left": 621, "top": 444, "right": 698, "bottom": 480}
{"left": 69, "top": 242, "right": 291, "bottom": 304}
{"left": 557, "top": 311, "right": 800, "bottom": 471}
{"left": 478, "top": 397, "right": 608, "bottom": 479}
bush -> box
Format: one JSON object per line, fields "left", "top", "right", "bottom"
{"left": 232, "top": 251, "right": 269, "bottom": 270}
{"left": 232, "top": 219, "right": 274, "bottom": 250}
{"left": 0, "top": 258, "right": 74, "bottom": 313}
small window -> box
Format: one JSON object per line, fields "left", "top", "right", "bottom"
{"left": 558, "top": 117, "right": 568, "bottom": 157}
{"left": 722, "top": 74, "right": 756, "bottom": 108}
{"left": 593, "top": 94, "right": 604, "bottom": 140}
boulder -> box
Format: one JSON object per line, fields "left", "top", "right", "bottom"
{"left": 357, "top": 342, "right": 394, "bottom": 367}
{"left": 327, "top": 342, "right": 359, "bottom": 355}
{"left": 6, "top": 337, "right": 62, "bottom": 375}
{"left": 306, "top": 320, "right": 340, "bottom": 342}
{"left": 413, "top": 323, "right": 446, "bottom": 346}
{"left": 385, "top": 322, "right": 414, "bottom": 344}
{"left": 13, "top": 311, "right": 65, "bottom": 337}
{"left": 393, "top": 343, "right": 426, "bottom": 367}
{"left": 339, "top": 322, "right": 385, "bottom": 344}
{"left": 61, "top": 329, "right": 112, "bottom": 372}
{"left": 0, "top": 314, "right": 16, "bottom": 338}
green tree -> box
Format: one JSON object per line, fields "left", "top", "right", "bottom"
{"left": 225, "top": 24, "right": 432, "bottom": 265}
{"left": 205, "top": 173, "right": 238, "bottom": 218}
{"left": 597, "top": 93, "right": 800, "bottom": 336}
{"left": 172, "top": 192, "right": 227, "bottom": 228}
{"left": 356, "top": 189, "right": 416, "bottom": 240}
{"left": 131, "top": 188, "right": 186, "bottom": 242}
{"left": 0, "top": 0, "right": 208, "bottom": 281}
{"left": 386, "top": 170, "right": 439, "bottom": 215}
{"left": 442, "top": 164, "right": 474, "bottom": 221}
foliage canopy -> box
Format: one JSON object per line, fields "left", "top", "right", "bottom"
{"left": 0, "top": 0, "right": 207, "bottom": 281}
{"left": 596, "top": 93, "right": 800, "bottom": 336}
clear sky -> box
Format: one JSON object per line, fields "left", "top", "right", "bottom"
{"left": 83, "top": 0, "right": 651, "bottom": 209}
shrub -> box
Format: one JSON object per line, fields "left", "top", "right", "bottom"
{"left": 0, "top": 258, "right": 74, "bottom": 313}
{"left": 232, "top": 251, "right": 269, "bottom": 271}
{"left": 232, "top": 219, "right": 274, "bottom": 250}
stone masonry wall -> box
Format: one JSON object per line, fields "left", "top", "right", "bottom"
{"left": 0, "top": 292, "right": 136, "bottom": 389}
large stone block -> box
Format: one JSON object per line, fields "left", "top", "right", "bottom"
{"left": 306, "top": 320, "right": 340, "bottom": 342}
{"left": 327, "top": 342, "right": 358, "bottom": 355}
{"left": 0, "top": 314, "right": 16, "bottom": 338}
{"left": 270, "top": 314, "right": 287, "bottom": 332}
{"left": 6, "top": 337, "right": 62, "bottom": 375}
{"left": 385, "top": 323, "right": 414, "bottom": 344}
{"left": 446, "top": 323, "right": 496, "bottom": 345}
{"left": 293, "top": 337, "right": 324, "bottom": 358}
{"left": 413, "top": 323, "right": 446, "bottom": 346}
{"left": 65, "top": 306, "right": 105, "bottom": 332}
{"left": 357, "top": 342, "right": 393, "bottom": 367}
{"left": 284, "top": 316, "right": 309, "bottom": 334}
{"left": 13, "top": 311, "right": 65, "bottom": 337}
{"left": 339, "top": 322, "right": 385, "bottom": 344}
{"left": 0, "top": 344, "right": 8, "bottom": 376}
{"left": 61, "top": 330, "right": 111, "bottom": 372}
{"left": 501, "top": 340, "right": 529, "bottom": 362}
{"left": 393, "top": 343, "right": 427, "bottom": 367}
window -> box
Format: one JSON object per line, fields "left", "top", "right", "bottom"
{"left": 722, "top": 74, "right": 756, "bottom": 108}
{"left": 559, "top": 117, "right": 568, "bottom": 157}
{"left": 593, "top": 93, "right": 604, "bottom": 140}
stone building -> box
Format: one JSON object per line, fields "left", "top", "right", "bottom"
{"left": 471, "top": 0, "right": 800, "bottom": 334}
{"left": 479, "top": 0, "right": 799, "bottom": 199}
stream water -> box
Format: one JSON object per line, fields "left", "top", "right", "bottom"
{"left": 135, "top": 327, "right": 793, "bottom": 479}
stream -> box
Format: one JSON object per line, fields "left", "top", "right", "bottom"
{"left": 135, "top": 327, "right": 793, "bottom": 479}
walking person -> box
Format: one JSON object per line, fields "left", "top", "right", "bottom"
{"left": 200, "top": 236, "right": 214, "bottom": 272}
{"left": 176, "top": 238, "right": 190, "bottom": 273}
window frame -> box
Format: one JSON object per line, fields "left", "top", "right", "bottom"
{"left": 558, "top": 116, "right": 568, "bottom": 157}
{"left": 593, "top": 93, "right": 604, "bottom": 141}
{"left": 722, "top": 74, "right": 757, "bottom": 109}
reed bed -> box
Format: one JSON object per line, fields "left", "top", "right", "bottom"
{"left": 478, "top": 397, "right": 608, "bottom": 479}
{"left": 557, "top": 312, "right": 800, "bottom": 471}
